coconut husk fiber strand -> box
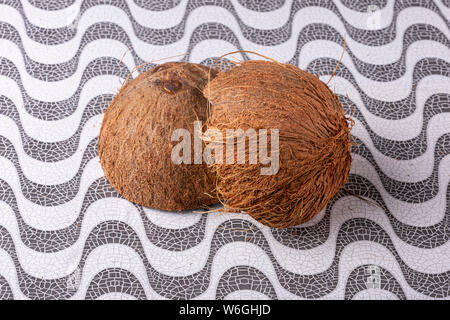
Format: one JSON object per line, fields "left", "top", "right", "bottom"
{"left": 203, "top": 60, "right": 352, "bottom": 228}
{"left": 98, "top": 62, "right": 218, "bottom": 211}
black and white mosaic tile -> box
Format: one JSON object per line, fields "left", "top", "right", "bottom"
{"left": 0, "top": 0, "right": 448, "bottom": 300}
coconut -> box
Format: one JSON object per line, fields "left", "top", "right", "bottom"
{"left": 203, "top": 60, "right": 352, "bottom": 228}
{"left": 98, "top": 62, "right": 218, "bottom": 211}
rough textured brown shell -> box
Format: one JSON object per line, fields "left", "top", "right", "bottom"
{"left": 98, "top": 62, "right": 218, "bottom": 211}
{"left": 203, "top": 60, "right": 352, "bottom": 228}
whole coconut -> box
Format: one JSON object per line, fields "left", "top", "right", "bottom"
{"left": 98, "top": 62, "right": 218, "bottom": 211}
{"left": 203, "top": 60, "right": 352, "bottom": 228}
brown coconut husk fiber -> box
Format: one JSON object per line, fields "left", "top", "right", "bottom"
{"left": 203, "top": 59, "right": 353, "bottom": 228}
{"left": 98, "top": 62, "right": 218, "bottom": 211}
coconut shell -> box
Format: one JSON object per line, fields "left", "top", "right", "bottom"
{"left": 98, "top": 62, "right": 218, "bottom": 211}
{"left": 203, "top": 60, "right": 352, "bottom": 228}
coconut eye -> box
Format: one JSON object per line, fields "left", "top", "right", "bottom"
{"left": 162, "top": 79, "right": 182, "bottom": 94}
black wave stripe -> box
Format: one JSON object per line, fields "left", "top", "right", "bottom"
{"left": 0, "top": 127, "right": 447, "bottom": 210}
{"left": 0, "top": 21, "right": 243, "bottom": 82}
{"left": 185, "top": 22, "right": 450, "bottom": 84}
{"left": 0, "top": 135, "right": 98, "bottom": 206}
{"left": 2, "top": 21, "right": 448, "bottom": 122}
{"left": 0, "top": 20, "right": 243, "bottom": 82}
{"left": 340, "top": 0, "right": 388, "bottom": 12}
{"left": 0, "top": 21, "right": 242, "bottom": 82}
{"left": 2, "top": 161, "right": 445, "bottom": 255}
{"left": 0, "top": 0, "right": 447, "bottom": 301}
{"left": 4, "top": 52, "right": 446, "bottom": 131}
{"left": 274, "top": 218, "right": 449, "bottom": 298}
{"left": 0, "top": 56, "right": 129, "bottom": 121}
{"left": 344, "top": 264, "right": 407, "bottom": 300}
{"left": 271, "top": 195, "right": 335, "bottom": 250}
{"left": 0, "top": 220, "right": 210, "bottom": 299}
{"left": 0, "top": 224, "right": 82, "bottom": 299}
{"left": 27, "top": 0, "right": 75, "bottom": 11}
{"left": 215, "top": 266, "right": 277, "bottom": 300}
{"left": 0, "top": 94, "right": 112, "bottom": 162}
{"left": 0, "top": 274, "right": 14, "bottom": 300}
{"left": 182, "top": 23, "right": 249, "bottom": 62}
{"left": 1, "top": 217, "right": 448, "bottom": 299}
{"left": 0, "top": 177, "right": 116, "bottom": 252}
{"left": 0, "top": 22, "right": 145, "bottom": 82}
{"left": 2, "top": 20, "right": 449, "bottom": 84}
{"left": 2, "top": 0, "right": 189, "bottom": 45}
{"left": 0, "top": 177, "right": 208, "bottom": 253}
{"left": 2, "top": 53, "right": 448, "bottom": 125}
{"left": 140, "top": 201, "right": 209, "bottom": 252}
{"left": 307, "top": 57, "right": 450, "bottom": 120}
{"left": 289, "top": 23, "right": 450, "bottom": 82}
{"left": 351, "top": 133, "right": 450, "bottom": 203}
{"left": 4, "top": 0, "right": 449, "bottom": 46}
{"left": 200, "top": 58, "right": 450, "bottom": 159}
{"left": 189, "top": 0, "right": 450, "bottom": 47}
{"left": 87, "top": 220, "right": 210, "bottom": 300}
{"left": 273, "top": 173, "right": 450, "bottom": 249}
{"left": 294, "top": 0, "right": 449, "bottom": 47}
{"left": 133, "top": 0, "right": 182, "bottom": 11}
{"left": 85, "top": 268, "right": 147, "bottom": 300}
{"left": 343, "top": 174, "right": 450, "bottom": 249}
{"left": 338, "top": 93, "right": 450, "bottom": 160}
{"left": 237, "top": 0, "right": 286, "bottom": 12}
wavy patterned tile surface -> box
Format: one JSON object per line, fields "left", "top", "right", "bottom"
{"left": 0, "top": 0, "right": 449, "bottom": 300}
